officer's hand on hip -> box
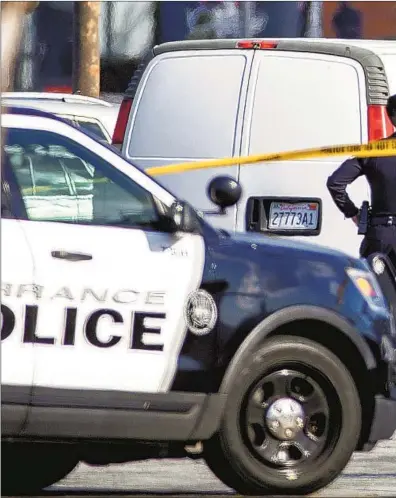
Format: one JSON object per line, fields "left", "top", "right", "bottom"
{"left": 352, "top": 215, "right": 359, "bottom": 227}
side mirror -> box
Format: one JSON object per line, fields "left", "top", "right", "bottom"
{"left": 207, "top": 175, "right": 242, "bottom": 214}
{"left": 169, "top": 201, "right": 201, "bottom": 234}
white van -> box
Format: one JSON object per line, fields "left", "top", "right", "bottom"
{"left": 113, "top": 38, "right": 396, "bottom": 257}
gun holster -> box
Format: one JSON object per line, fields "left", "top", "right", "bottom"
{"left": 357, "top": 201, "right": 370, "bottom": 235}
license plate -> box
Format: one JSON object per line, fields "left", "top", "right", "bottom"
{"left": 268, "top": 201, "right": 319, "bottom": 230}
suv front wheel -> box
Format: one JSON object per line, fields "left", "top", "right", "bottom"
{"left": 204, "top": 335, "right": 362, "bottom": 495}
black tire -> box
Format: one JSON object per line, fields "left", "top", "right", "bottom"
{"left": 203, "top": 335, "right": 362, "bottom": 496}
{"left": 2, "top": 443, "right": 79, "bottom": 495}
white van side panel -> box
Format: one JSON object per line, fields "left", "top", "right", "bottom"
{"left": 125, "top": 50, "right": 254, "bottom": 229}
{"left": 237, "top": 51, "right": 369, "bottom": 257}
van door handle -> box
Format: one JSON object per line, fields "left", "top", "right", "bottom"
{"left": 51, "top": 250, "right": 92, "bottom": 262}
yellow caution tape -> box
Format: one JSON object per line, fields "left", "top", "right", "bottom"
{"left": 19, "top": 138, "right": 396, "bottom": 195}
{"left": 147, "top": 138, "right": 396, "bottom": 177}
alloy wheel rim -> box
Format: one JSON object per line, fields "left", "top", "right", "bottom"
{"left": 241, "top": 365, "right": 341, "bottom": 474}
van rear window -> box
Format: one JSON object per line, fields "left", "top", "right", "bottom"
{"left": 249, "top": 55, "right": 362, "bottom": 157}
{"left": 127, "top": 54, "right": 248, "bottom": 159}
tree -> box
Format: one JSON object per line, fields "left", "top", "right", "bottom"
{"left": 1, "top": 1, "right": 39, "bottom": 178}
{"left": 72, "top": 1, "right": 101, "bottom": 97}
{"left": 1, "top": 1, "right": 39, "bottom": 91}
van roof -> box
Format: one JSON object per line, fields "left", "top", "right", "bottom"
{"left": 153, "top": 37, "right": 396, "bottom": 57}
{"left": 152, "top": 37, "right": 396, "bottom": 106}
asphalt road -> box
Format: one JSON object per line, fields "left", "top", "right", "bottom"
{"left": 40, "top": 436, "right": 396, "bottom": 497}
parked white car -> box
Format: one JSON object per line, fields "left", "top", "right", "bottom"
{"left": 1, "top": 92, "right": 120, "bottom": 143}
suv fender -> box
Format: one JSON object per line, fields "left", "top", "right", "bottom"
{"left": 219, "top": 305, "right": 376, "bottom": 394}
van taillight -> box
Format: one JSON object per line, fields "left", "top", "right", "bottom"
{"left": 112, "top": 99, "right": 133, "bottom": 145}
{"left": 236, "top": 40, "right": 278, "bottom": 49}
{"left": 368, "top": 104, "right": 393, "bottom": 141}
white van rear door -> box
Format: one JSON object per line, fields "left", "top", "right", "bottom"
{"left": 125, "top": 50, "right": 254, "bottom": 231}
{"left": 237, "top": 50, "right": 369, "bottom": 256}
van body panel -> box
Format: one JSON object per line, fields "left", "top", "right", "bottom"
{"left": 125, "top": 50, "right": 254, "bottom": 229}
{"left": 236, "top": 50, "right": 370, "bottom": 256}
{"left": 245, "top": 51, "right": 365, "bottom": 154}
{"left": 126, "top": 51, "right": 251, "bottom": 159}
{"left": 235, "top": 159, "right": 369, "bottom": 256}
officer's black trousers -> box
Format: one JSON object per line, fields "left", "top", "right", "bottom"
{"left": 360, "top": 226, "right": 396, "bottom": 269}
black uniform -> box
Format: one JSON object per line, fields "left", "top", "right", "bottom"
{"left": 326, "top": 132, "right": 396, "bottom": 262}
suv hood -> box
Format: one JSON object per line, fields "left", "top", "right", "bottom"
{"left": 225, "top": 230, "right": 355, "bottom": 264}
{"left": 204, "top": 228, "right": 369, "bottom": 310}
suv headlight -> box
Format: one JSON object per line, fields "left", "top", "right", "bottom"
{"left": 346, "top": 267, "right": 387, "bottom": 309}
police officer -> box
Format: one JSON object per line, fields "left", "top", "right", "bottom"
{"left": 326, "top": 94, "right": 396, "bottom": 264}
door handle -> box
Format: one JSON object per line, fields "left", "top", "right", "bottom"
{"left": 51, "top": 250, "right": 92, "bottom": 262}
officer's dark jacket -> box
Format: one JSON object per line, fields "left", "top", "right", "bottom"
{"left": 326, "top": 132, "right": 396, "bottom": 218}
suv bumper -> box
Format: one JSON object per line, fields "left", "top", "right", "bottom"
{"left": 364, "top": 335, "right": 396, "bottom": 446}
{"left": 367, "top": 393, "right": 396, "bottom": 444}
{"left": 381, "top": 335, "right": 396, "bottom": 387}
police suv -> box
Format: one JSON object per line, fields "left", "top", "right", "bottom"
{"left": 2, "top": 106, "right": 396, "bottom": 496}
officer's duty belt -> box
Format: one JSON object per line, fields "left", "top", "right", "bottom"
{"left": 370, "top": 215, "right": 396, "bottom": 227}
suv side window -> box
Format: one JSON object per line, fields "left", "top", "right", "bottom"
{"left": 74, "top": 117, "right": 109, "bottom": 142}
{"left": 4, "top": 128, "right": 161, "bottom": 229}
